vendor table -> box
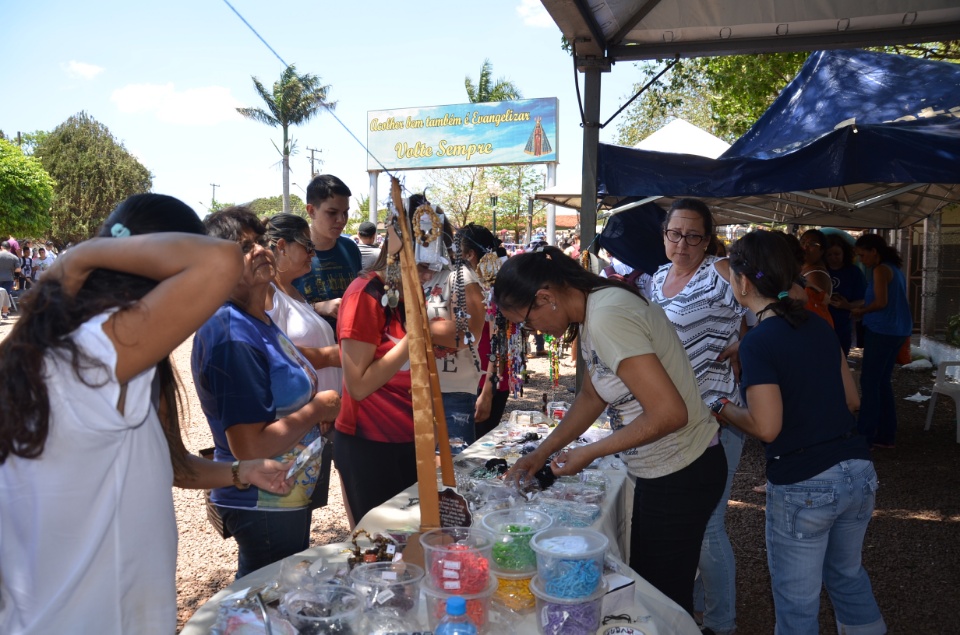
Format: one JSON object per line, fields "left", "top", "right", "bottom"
{"left": 181, "top": 419, "right": 700, "bottom": 634}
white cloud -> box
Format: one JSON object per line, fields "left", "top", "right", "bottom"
{"left": 63, "top": 60, "right": 104, "bottom": 80}
{"left": 111, "top": 83, "right": 244, "bottom": 125}
{"left": 517, "top": 0, "right": 554, "bottom": 28}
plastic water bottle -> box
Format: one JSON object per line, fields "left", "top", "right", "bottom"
{"left": 434, "top": 596, "right": 478, "bottom": 635}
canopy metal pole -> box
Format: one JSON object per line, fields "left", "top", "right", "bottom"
{"left": 368, "top": 171, "right": 379, "bottom": 224}
{"left": 579, "top": 64, "right": 602, "bottom": 257}
{"left": 546, "top": 162, "right": 557, "bottom": 245}
{"left": 921, "top": 212, "right": 940, "bottom": 339}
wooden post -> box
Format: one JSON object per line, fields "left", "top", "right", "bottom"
{"left": 389, "top": 179, "right": 455, "bottom": 538}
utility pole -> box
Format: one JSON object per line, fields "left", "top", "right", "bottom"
{"left": 306, "top": 147, "right": 322, "bottom": 178}
{"left": 210, "top": 183, "right": 219, "bottom": 208}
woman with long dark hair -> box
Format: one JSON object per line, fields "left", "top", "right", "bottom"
{"left": 799, "top": 228, "right": 835, "bottom": 327}
{"left": 824, "top": 234, "right": 867, "bottom": 357}
{"left": 264, "top": 213, "right": 343, "bottom": 511}
{"left": 498, "top": 246, "right": 725, "bottom": 615}
{"left": 335, "top": 201, "right": 414, "bottom": 524}
{"left": 716, "top": 230, "right": 885, "bottom": 635}
{"left": 852, "top": 233, "right": 912, "bottom": 448}
{"left": 456, "top": 222, "right": 509, "bottom": 439}
{"left": 0, "top": 194, "right": 293, "bottom": 634}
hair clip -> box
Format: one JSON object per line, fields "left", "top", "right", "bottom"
{"left": 755, "top": 270, "right": 764, "bottom": 279}
{"left": 110, "top": 223, "right": 132, "bottom": 238}
{"left": 777, "top": 291, "right": 789, "bottom": 300}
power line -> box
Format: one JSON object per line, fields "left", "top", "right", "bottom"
{"left": 222, "top": 0, "right": 397, "bottom": 178}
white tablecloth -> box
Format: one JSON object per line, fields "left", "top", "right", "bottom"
{"left": 181, "top": 422, "right": 700, "bottom": 634}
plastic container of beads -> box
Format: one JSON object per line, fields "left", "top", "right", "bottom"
{"left": 491, "top": 569, "right": 536, "bottom": 614}
{"left": 348, "top": 561, "right": 424, "bottom": 620}
{"left": 536, "top": 499, "right": 602, "bottom": 528}
{"left": 530, "top": 574, "right": 607, "bottom": 635}
{"left": 280, "top": 583, "right": 363, "bottom": 634}
{"left": 420, "top": 526, "right": 494, "bottom": 593}
{"left": 422, "top": 574, "right": 498, "bottom": 633}
{"left": 529, "top": 527, "right": 608, "bottom": 599}
{"left": 480, "top": 508, "right": 553, "bottom": 573}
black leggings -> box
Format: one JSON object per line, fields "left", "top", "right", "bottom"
{"left": 333, "top": 430, "right": 417, "bottom": 523}
{"left": 630, "top": 443, "right": 727, "bottom": 614}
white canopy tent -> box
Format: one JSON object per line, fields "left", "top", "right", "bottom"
{"left": 536, "top": 118, "right": 731, "bottom": 211}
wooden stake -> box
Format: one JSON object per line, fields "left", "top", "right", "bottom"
{"left": 390, "top": 180, "right": 455, "bottom": 542}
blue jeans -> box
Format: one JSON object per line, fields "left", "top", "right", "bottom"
{"left": 219, "top": 506, "right": 312, "bottom": 579}
{"left": 858, "top": 329, "right": 904, "bottom": 446}
{"left": 766, "top": 460, "right": 886, "bottom": 635}
{"left": 694, "top": 427, "right": 744, "bottom": 634}
{"left": 442, "top": 391, "right": 477, "bottom": 453}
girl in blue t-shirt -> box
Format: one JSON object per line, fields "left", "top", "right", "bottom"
{"left": 713, "top": 230, "right": 885, "bottom": 635}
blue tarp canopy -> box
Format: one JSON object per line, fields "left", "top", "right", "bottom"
{"left": 597, "top": 49, "right": 960, "bottom": 228}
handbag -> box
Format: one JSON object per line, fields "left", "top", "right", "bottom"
{"left": 198, "top": 448, "right": 231, "bottom": 539}
{"left": 309, "top": 436, "right": 334, "bottom": 510}
{"left": 896, "top": 337, "right": 912, "bottom": 365}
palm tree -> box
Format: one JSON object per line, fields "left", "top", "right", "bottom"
{"left": 465, "top": 59, "right": 522, "bottom": 103}
{"left": 237, "top": 65, "right": 334, "bottom": 213}
{"left": 462, "top": 61, "right": 522, "bottom": 234}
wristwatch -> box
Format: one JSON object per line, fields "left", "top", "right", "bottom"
{"left": 231, "top": 460, "right": 250, "bottom": 490}
{"left": 710, "top": 398, "right": 731, "bottom": 418}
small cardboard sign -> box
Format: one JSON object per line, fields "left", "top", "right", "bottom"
{"left": 438, "top": 487, "right": 472, "bottom": 528}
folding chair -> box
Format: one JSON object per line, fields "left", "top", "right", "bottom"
{"left": 925, "top": 361, "right": 960, "bottom": 443}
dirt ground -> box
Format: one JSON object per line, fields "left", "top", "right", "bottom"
{"left": 2, "top": 313, "right": 956, "bottom": 633}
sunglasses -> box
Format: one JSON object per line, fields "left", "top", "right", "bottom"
{"left": 292, "top": 234, "right": 316, "bottom": 253}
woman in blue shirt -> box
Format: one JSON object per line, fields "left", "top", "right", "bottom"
{"left": 852, "top": 233, "right": 912, "bottom": 448}
{"left": 192, "top": 207, "right": 341, "bottom": 578}
{"left": 824, "top": 234, "right": 867, "bottom": 356}
{"left": 715, "top": 230, "right": 885, "bottom": 635}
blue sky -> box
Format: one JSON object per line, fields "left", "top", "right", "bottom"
{"left": 1, "top": 0, "right": 644, "bottom": 219}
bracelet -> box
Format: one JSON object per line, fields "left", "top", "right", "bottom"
{"left": 231, "top": 460, "right": 250, "bottom": 490}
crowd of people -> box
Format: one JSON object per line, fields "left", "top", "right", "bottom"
{"left": 0, "top": 184, "right": 908, "bottom": 634}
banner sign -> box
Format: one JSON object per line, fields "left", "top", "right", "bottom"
{"left": 367, "top": 98, "right": 558, "bottom": 171}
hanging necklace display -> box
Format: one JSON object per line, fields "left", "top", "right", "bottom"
{"left": 383, "top": 252, "right": 401, "bottom": 308}
{"left": 382, "top": 214, "right": 402, "bottom": 308}
{"left": 545, "top": 333, "right": 561, "bottom": 388}
{"left": 476, "top": 251, "right": 500, "bottom": 288}
{"left": 415, "top": 201, "right": 443, "bottom": 247}
{"left": 453, "top": 232, "right": 481, "bottom": 372}
{"left": 487, "top": 305, "right": 505, "bottom": 388}
{"left": 505, "top": 320, "right": 526, "bottom": 398}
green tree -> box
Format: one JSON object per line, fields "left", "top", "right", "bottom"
{"left": 237, "top": 65, "right": 334, "bottom": 215}
{"left": 465, "top": 59, "right": 523, "bottom": 103}
{"left": 425, "top": 167, "right": 487, "bottom": 229}
{"left": 485, "top": 165, "right": 546, "bottom": 242}
{"left": 0, "top": 138, "right": 56, "bottom": 237}
{"left": 344, "top": 195, "right": 374, "bottom": 237}
{"left": 617, "top": 53, "right": 806, "bottom": 145}
{"left": 247, "top": 194, "right": 307, "bottom": 219}
{"left": 616, "top": 42, "right": 959, "bottom": 146}
{"left": 35, "top": 112, "right": 152, "bottom": 245}
{"left": 424, "top": 60, "right": 527, "bottom": 231}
